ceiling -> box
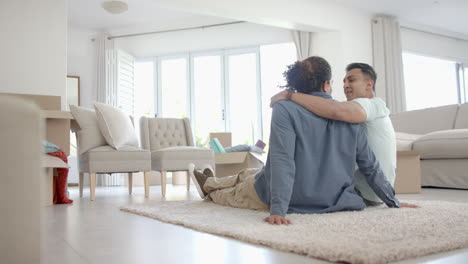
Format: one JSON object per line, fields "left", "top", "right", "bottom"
{"left": 67, "top": 0, "right": 232, "bottom": 34}
{"left": 330, "top": 0, "right": 468, "bottom": 39}
{"left": 68, "top": 0, "right": 468, "bottom": 39}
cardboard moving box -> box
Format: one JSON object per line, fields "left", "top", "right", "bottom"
{"left": 209, "top": 132, "right": 265, "bottom": 177}
{"left": 394, "top": 151, "right": 421, "bottom": 194}
{"left": 215, "top": 152, "right": 265, "bottom": 177}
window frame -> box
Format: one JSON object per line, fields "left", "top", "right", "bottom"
{"left": 402, "top": 51, "right": 467, "bottom": 110}
{"left": 135, "top": 43, "right": 294, "bottom": 145}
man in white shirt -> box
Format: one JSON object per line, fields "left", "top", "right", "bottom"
{"left": 271, "top": 63, "right": 414, "bottom": 206}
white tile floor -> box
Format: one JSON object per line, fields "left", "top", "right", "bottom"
{"left": 42, "top": 185, "right": 468, "bottom": 264}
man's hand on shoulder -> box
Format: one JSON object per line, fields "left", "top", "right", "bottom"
{"left": 263, "top": 214, "right": 291, "bottom": 225}
{"left": 270, "top": 90, "right": 290, "bottom": 107}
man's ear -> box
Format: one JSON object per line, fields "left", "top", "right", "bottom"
{"left": 366, "top": 79, "right": 374, "bottom": 92}
{"left": 323, "top": 81, "right": 332, "bottom": 94}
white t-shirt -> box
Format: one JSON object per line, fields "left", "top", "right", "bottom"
{"left": 352, "top": 97, "right": 396, "bottom": 203}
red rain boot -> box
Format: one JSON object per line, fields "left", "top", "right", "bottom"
{"left": 48, "top": 151, "right": 73, "bottom": 204}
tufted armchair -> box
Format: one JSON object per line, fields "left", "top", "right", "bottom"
{"left": 140, "top": 117, "right": 214, "bottom": 197}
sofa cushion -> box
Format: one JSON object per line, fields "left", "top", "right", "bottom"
{"left": 413, "top": 129, "right": 468, "bottom": 159}
{"left": 70, "top": 105, "right": 107, "bottom": 155}
{"left": 454, "top": 103, "right": 468, "bottom": 129}
{"left": 94, "top": 103, "right": 139, "bottom": 149}
{"left": 151, "top": 146, "right": 214, "bottom": 171}
{"left": 395, "top": 132, "right": 422, "bottom": 151}
{"left": 79, "top": 146, "right": 151, "bottom": 173}
{"left": 390, "top": 104, "right": 459, "bottom": 134}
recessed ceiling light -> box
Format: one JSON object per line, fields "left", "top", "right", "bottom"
{"left": 102, "top": 1, "right": 128, "bottom": 14}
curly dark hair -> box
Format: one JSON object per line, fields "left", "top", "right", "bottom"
{"left": 282, "top": 56, "right": 331, "bottom": 93}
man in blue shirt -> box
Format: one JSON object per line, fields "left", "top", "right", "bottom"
{"left": 190, "top": 56, "right": 400, "bottom": 225}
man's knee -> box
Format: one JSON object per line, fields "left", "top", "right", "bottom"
{"left": 238, "top": 167, "right": 262, "bottom": 181}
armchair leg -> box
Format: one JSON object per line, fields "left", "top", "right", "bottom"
{"left": 128, "top": 172, "right": 133, "bottom": 195}
{"left": 161, "top": 171, "right": 167, "bottom": 198}
{"left": 79, "top": 172, "right": 84, "bottom": 198}
{"left": 144, "top": 172, "right": 150, "bottom": 198}
{"left": 90, "top": 172, "right": 96, "bottom": 201}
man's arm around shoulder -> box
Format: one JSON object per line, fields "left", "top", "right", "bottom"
{"left": 289, "top": 92, "right": 367, "bottom": 123}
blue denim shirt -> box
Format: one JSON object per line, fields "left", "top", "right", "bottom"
{"left": 254, "top": 92, "right": 400, "bottom": 216}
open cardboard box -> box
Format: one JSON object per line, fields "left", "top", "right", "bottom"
{"left": 209, "top": 132, "right": 265, "bottom": 177}
{"left": 41, "top": 154, "right": 69, "bottom": 206}
{"left": 394, "top": 151, "right": 421, "bottom": 194}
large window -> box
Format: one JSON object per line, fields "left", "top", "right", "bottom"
{"left": 134, "top": 61, "right": 155, "bottom": 117}
{"left": 461, "top": 66, "right": 468, "bottom": 103}
{"left": 402, "top": 52, "right": 467, "bottom": 111}
{"left": 192, "top": 54, "right": 224, "bottom": 146}
{"left": 227, "top": 51, "right": 260, "bottom": 145}
{"left": 134, "top": 43, "right": 297, "bottom": 148}
{"left": 159, "top": 57, "right": 189, "bottom": 118}
{"left": 260, "top": 42, "right": 297, "bottom": 148}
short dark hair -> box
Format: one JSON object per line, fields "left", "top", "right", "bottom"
{"left": 346, "top": 63, "right": 377, "bottom": 91}
{"left": 283, "top": 56, "right": 332, "bottom": 93}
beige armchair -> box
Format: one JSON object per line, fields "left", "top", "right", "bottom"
{"left": 140, "top": 117, "right": 214, "bottom": 197}
{"left": 70, "top": 105, "right": 151, "bottom": 201}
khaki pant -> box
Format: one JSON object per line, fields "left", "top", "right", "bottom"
{"left": 204, "top": 168, "right": 269, "bottom": 211}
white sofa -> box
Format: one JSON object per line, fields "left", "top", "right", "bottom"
{"left": 390, "top": 103, "right": 468, "bottom": 189}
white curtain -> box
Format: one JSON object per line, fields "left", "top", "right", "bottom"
{"left": 291, "top": 30, "right": 313, "bottom": 60}
{"left": 95, "top": 33, "right": 122, "bottom": 186}
{"left": 96, "top": 33, "right": 116, "bottom": 106}
{"left": 372, "top": 16, "right": 407, "bottom": 113}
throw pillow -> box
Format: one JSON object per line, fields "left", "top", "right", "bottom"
{"left": 69, "top": 105, "right": 107, "bottom": 155}
{"left": 94, "top": 102, "right": 139, "bottom": 149}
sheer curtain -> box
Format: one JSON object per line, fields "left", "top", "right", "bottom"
{"left": 96, "top": 33, "right": 116, "bottom": 106}
{"left": 291, "top": 30, "right": 313, "bottom": 60}
{"left": 372, "top": 16, "right": 406, "bottom": 113}
{"left": 95, "top": 33, "right": 121, "bottom": 186}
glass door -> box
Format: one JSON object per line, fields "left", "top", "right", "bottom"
{"left": 226, "top": 50, "right": 260, "bottom": 146}
{"left": 192, "top": 54, "right": 225, "bottom": 147}
{"left": 159, "top": 57, "right": 189, "bottom": 118}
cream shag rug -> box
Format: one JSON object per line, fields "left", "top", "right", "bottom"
{"left": 121, "top": 200, "right": 468, "bottom": 264}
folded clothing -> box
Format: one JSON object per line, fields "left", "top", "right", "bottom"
{"left": 209, "top": 138, "right": 225, "bottom": 153}
{"left": 43, "top": 140, "right": 61, "bottom": 154}
{"left": 225, "top": 144, "right": 265, "bottom": 154}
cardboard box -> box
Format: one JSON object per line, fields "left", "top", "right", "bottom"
{"left": 215, "top": 152, "right": 265, "bottom": 177}
{"left": 2, "top": 94, "right": 73, "bottom": 156}
{"left": 42, "top": 110, "right": 73, "bottom": 156}
{"left": 209, "top": 132, "right": 266, "bottom": 177}
{"left": 209, "top": 132, "right": 232, "bottom": 148}
{"left": 41, "top": 154, "right": 69, "bottom": 206}
{"left": 394, "top": 151, "right": 421, "bottom": 194}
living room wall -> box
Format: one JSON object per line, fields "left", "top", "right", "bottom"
{"left": 69, "top": 21, "right": 294, "bottom": 107}
{"left": 67, "top": 27, "right": 99, "bottom": 108}
{"left": 0, "top": 0, "right": 67, "bottom": 109}
{"left": 146, "top": 0, "right": 373, "bottom": 102}
{"left": 401, "top": 27, "right": 468, "bottom": 63}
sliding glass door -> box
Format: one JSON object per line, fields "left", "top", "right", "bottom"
{"left": 134, "top": 43, "right": 297, "bottom": 149}
{"left": 192, "top": 54, "right": 225, "bottom": 147}
{"left": 226, "top": 50, "right": 261, "bottom": 145}
{"left": 159, "top": 57, "right": 189, "bottom": 118}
